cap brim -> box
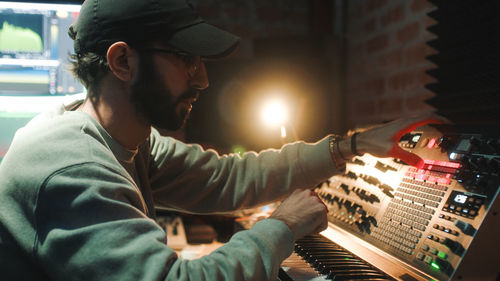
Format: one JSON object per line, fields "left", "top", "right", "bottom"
{"left": 168, "top": 22, "right": 240, "bottom": 58}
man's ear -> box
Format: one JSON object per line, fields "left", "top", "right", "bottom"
{"left": 106, "top": 41, "right": 137, "bottom": 82}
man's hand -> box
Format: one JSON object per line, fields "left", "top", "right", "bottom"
{"left": 269, "top": 189, "right": 328, "bottom": 241}
{"left": 353, "top": 115, "right": 447, "bottom": 168}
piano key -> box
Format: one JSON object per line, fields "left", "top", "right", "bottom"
{"left": 283, "top": 235, "right": 395, "bottom": 281}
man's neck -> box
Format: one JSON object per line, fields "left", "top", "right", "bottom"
{"left": 78, "top": 80, "right": 151, "bottom": 150}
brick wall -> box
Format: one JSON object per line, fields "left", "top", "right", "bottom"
{"left": 345, "top": 0, "right": 436, "bottom": 129}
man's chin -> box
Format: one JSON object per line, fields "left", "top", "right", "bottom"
{"left": 151, "top": 114, "right": 189, "bottom": 131}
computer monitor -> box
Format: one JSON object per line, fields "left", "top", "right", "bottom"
{"left": 0, "top": 1, "right": 84, "bottom": 162}
{"left": 0, "top": 1, "right": 83, "bottom": 96}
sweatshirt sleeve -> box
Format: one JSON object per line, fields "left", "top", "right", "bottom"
{"left": 148, "top": 129, "right": 338, "bottom": 213}
{"left": 34, "top": 163, "right": 294, "bottom": 281}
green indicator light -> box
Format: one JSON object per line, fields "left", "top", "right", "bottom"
{"left": 344, "top": 257, "right": 350, "bottom": 260}
{"left": 431, "top": 262, "right": 440, "bottom": 270}
{"left": 437, "top": 251, "right": 447, "bottom": 259}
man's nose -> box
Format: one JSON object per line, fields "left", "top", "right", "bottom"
{"left": 189, "top": 61, "right": 209, "bottom": 90}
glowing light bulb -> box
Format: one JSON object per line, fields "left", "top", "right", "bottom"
{"left": 261, "top": 99, "right": 287, "bottom": 127}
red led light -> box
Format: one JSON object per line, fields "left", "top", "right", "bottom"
{"left": 437, "top": 178, "right": 451, "bottom": 185}
{"left": 423, "top": 159, "right": 461, "bottom": 169}
{"left": 427, "top": 138, "right": 436, "bottom": 149}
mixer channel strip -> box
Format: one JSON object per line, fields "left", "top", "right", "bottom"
{"left": 291, "top": 234, "right": 395, "bottom": 280}
{"left": 371, "top": 173, "right": 448, "bottom": 256}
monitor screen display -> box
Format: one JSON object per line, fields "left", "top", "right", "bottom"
{"left": 0, "top": 1, "right": 84, "bottom": 162}
{"left": 0, "top": 1, "right": 83, "bottom": 96}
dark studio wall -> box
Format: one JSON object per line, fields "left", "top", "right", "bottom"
{"left": 344, "top": 0, "right": 436, "bottom": 128}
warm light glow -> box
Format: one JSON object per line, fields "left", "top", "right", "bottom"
{"left": 261, "top": 99, "right": 287, "bottom": 127}
{"left": 280, "top": 125, "right": 287, "bottom": 138}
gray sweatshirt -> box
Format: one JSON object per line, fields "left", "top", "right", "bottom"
{"left": 0, "top": 103, "right": 337, "bottom": 281}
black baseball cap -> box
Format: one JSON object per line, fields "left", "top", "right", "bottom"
{"left": 69, "top": 0, "right": 240, "bottom": 58}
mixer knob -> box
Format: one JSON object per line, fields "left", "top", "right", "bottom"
{"left": 362, "top": 219, "right": 372, "bottom": 234}
{"left": 367, "top": 216, "right": 378, "bottom": 227}
{"left": 355, "top": 221, "right": 364, "bottom": 233}
{"left": 434, "top": 257, "right": 453, "bottom": 275}
{"left": 324, "top": 193, "right": 332, "bottom": 201}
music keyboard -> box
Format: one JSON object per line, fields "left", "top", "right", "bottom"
{"left": 280, "top": 235, "right": 394, "bottom": 281}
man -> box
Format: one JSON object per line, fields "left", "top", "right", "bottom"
{"left": 0, "top": 0, "right": 437, "bottom": 280}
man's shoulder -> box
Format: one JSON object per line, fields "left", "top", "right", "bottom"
{"left": 1, "top": 110, "right": 120, "bottom": 185}
{"left": 13, "top": 110, "right": 103, "bottom": 156}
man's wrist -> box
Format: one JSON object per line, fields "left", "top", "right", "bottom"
{"left": 328, "top": 135, "right": 347, "bottom": 171}
{"left": 329, "top": 134, "right": 366, "bottom": 167}
{"left": 352, "top": 131, "right": 368, "bottom": 155}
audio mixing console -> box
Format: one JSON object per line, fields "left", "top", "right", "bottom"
{"left": 312, "top": 125, "right": 499, "bottom": 281}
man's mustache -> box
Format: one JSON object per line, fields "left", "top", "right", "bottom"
{"left": 177, "top": 88, "right": 199, "bottom": 103}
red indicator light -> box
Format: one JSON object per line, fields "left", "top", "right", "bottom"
{"left": 437, "top": 178, "right": 451, "bottom": 185}
{"left": 427, "top": 138, "right": 436, "bottom": 149}
{"left": 423, "top": 159, "right": 461, "bottom": 169}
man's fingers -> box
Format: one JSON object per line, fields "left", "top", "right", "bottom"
{"left": 312, "top": 190, "right": 328, "bottom": 210}
{"left": 392, "top": 116, "right": 448, "bottom": 142}
{"left": 389, "top": 144, "right": 424, "bottom": 169}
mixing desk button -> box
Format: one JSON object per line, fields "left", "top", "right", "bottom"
{"left": 442, "top": 238, "right": 465, "bottom": 255}
{"left": 416, "top": 252, "right": 425, "bottom": 260}
{"left": 424, "top": 255, "right": 433, "bottom": 264}
{"left": 454, "top": 219, "right": 477, "bottom": 236}
{"left": 437, "top": 251, "right": 447, "bottom": 259}
{"left": 434, "top": 257, "right": 453, "bottom": 275}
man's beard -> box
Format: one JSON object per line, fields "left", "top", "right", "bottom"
{"left": 130, "top": 53, "right": 199, "bottom": 131}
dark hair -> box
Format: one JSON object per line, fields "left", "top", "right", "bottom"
{"left": 68, "top": 51, "right": 110, "bottom": 98}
